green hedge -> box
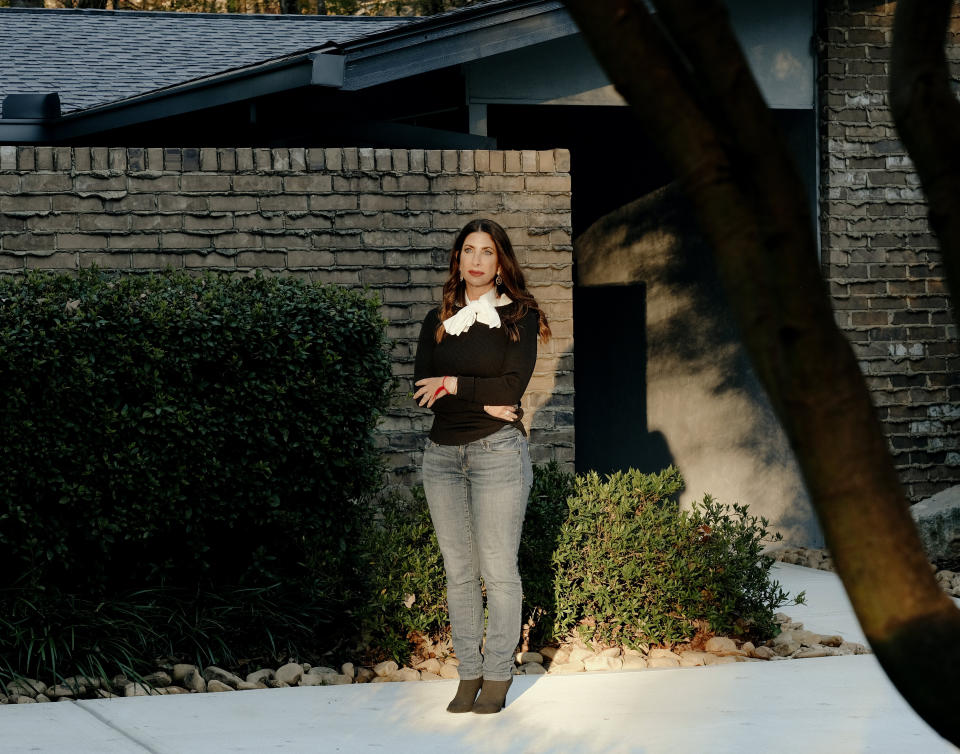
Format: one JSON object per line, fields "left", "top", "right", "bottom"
{"left": 0, "top": 269, "right": 393, "bottom": 600}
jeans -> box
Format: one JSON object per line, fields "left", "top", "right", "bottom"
{"left": 422, "top": 424, "right": 534, "bottom": 681}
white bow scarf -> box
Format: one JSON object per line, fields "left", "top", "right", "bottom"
{"left": 442, "top": 289, "right": 513, "bottom": 336}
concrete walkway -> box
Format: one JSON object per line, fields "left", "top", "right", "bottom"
{"left": 4, "top": 563, "right": 959, "bottom": 754}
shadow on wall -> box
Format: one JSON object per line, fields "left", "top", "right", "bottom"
{"left": 575, "top": 182, "right": 821, "bottom": 547}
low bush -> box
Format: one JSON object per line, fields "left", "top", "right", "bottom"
{"left": 550, "top": 467, "right": 795, "bottom": 647}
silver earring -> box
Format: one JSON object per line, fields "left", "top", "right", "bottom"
{"left": 496, "top": 274, "right": 502, "bottom": 286}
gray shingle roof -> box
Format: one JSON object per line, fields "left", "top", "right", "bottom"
{"left": 0, "top": 7, "right": 421, "bottom": 114}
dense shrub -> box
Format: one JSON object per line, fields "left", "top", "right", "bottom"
{"left": 0, "top": 268, "right": 393, "bottom": 679}
{"left": 358, "top": 463, "right": 798, "bottom": 664}
{"left": 356, "top": 486, "right": 448, "bottom": 662}
{"left": 550, "top": 467, "right": 796, "bottom": 647}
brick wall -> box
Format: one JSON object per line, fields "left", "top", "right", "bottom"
{"left": 820, "top": 2, "right": 960, "bottom": 501}
{"left": 0, "top": 146, "right": 574, "bottom": 484}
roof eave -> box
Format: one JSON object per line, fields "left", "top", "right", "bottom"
{"left": 36, "top": 51, "right": 344, "bottom": 143}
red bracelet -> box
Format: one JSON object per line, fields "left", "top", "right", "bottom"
{"left": 432, "top": 380, "right": 447, "bottom": 400}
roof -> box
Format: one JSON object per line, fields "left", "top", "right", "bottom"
{"left": 0, "top": 7, "right": 420, "bottom": 114}
{"left": 0, "top": 0, "right": 572, "bottom": 143}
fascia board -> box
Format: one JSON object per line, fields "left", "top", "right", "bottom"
{"left": 339, "top": 2, "right": 576, "bottom": 91}
{"left": 0, "top": 120, "right": 50, "bottom": 144}
{"left": 47, "top": 52, "right": 343, "bottom": 141}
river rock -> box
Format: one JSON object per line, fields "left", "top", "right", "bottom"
{"left": 774, "top": 640, "right": 801, "bottom": 656}
{"left": 307, "top": 666, "right": 338, "bottom": 676}
{"left": 159, "top": 686, "right": 190, "bottom": 694}
{"left": 818, "top": 634, "right": 844, "bottom": 647}
{"left": 5, "top": 678, "right": 46, "bottom": 697}
{"left": 370, "top": 676, "right": 392, "bottom": 683}
{"left": 172, "top": 664, "right": 198, "bottom": 683}
{"left": 704, "top": 637, "right": 737, "bottom": 653}
{"left": 703, "top": 654, "right": 737, "bottom": 665}
{"left": 419, "top": 671, "right": 444, "bottom": 681}
{"left": 356, "top": 667, "right": 377, "bottom": 683}
{"left": 275, "top": 663, "right": 303, "bottom": 686}
{"left": 341, "top": 663, "right": 355, "bottom": 679}
{"left": 246, "top": 669, "right": 274, "bottom": 685}
{"left": 438, "top": 664, "right": 459, "bottom": 680}
{"left": 207, "top": 680, "right": 234, "bottom": 692}
{"left": 47, "top": 684, "right": 79, "bottom": 699}
{"left": 124, "top": 683, "right": 157, "bottom": 697}
{"left": 911, "top": 485, "right": 960, "bottom": 569}
{"left": 515, "top": 651, "right": 543, "bottom": 665}
{"left": 391, "top": 667, "right": 421, "bottom": 682}
{"left": 414, "top": 658, "right": 442, "bottom": 675}
{"left": 679, "top": 651, "right": 712, "bottom": 667}
{"left": 548, "top": 660, "right": 585, "bottom": 674}
{"left": 584, "top": 655, "right": 622, "bottom": 672}
{"left": 648, "top": 655, "right": 680, "bottom": 668}
{"left": 301, "top": 673, "right": 332, "bottom": 687}
{"left": 795, "top": 647, "right": 829, "bottom": 659}
{"left": 622, "top": 655, "right": 648, "bottom": 670}
{"left": 549, "top": 648, "right": 571, "bottom": 665}
{"left": 568, "top": 648, "right": 594, "bottom": 664}
{"left": 203, "top": 667, "right": 243, "bottom": 689}
{"left": 36, "top": 694, "right": 52, "bottom": 703}
{"left": 751, "top": 646, "right": 775, "bottom": 660}
{"left": 143, "top": 671, "right": 171, "bottom": 688}
{"left": 648, "top": 649, "right": 681, "bottom": 661}
{"left": 539, "top": 647, "right": 560, "bottom": 660}
{"left": 373, "top": 660, "right": 399, "bottom": 678}
{"left": 235, "top": 681, "right": 262, "bottom": 691}
{"left": 15, "top": 695, "right": 37, "bottom": 703}
{"left": 184, "top": 670, "right": 206, "bottom": 693}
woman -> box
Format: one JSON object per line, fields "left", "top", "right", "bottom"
{"left": 413, "top": 218, "right": 550, "bottom": 715}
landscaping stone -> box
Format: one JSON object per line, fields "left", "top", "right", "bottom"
{"left": 275, "top": 663, "right": 303, "bottom": 686}
{"left": 390, "top": 667, "right": 420, "bottom": 682}
{"left": 5, "top": 678, "right": 46, "bottom": 697}
{"left": 679, "top": 651, "right": 712, "bottom": 667}
{"left": 438, "top": 664, "right": 459, "bottom": 680}
{"left": 341, "top": 662, "right": 355, "bottom": 679}
{"left": 246, "top": 669, "right": 274, "bottom": 685}
{"left": 622, "top": 655, "right": 648, "bottom": 670}
{"left": 172, "top": 664, "right": 197, "bottom": 683}
{"left": 184, "top": 670, "right": 206, "bottom": 693}
{"left": 568, "top": 648, "right": 594, "bottom": 664}
{"left": 307, "top": 666, "right": 337, "bottom": 676}
{"left": 206, "top": 680, "right": 234, "bottom": 693}
{"left": 356, "top": 667, "right": 376, "bottom": 683}
{"left": 910, "top": 485, "right": 960, "bottom": 569}
{"left": 202, "top": 666, "right": 243, "bottom": 689}
{"left": 584, "top": 655, "right": 622, "bottom": 672}
{"left": 703, "top": 655, "right": 737, "bottom": 666}
{"left": 373, "top": 660, "right": 399, "bottom": 678}
{"left": 414, "top": 658, "right": 442, "bottom": 675}
{"left": 419, "top": 671, "right": 444, "bottom": 681}
{"left": 648, "top": 655, "right": 680, "bottom": 668}
{"left": 515, "top": 651, "right": 543, "bottom": 665}
{"left": 704, "top": 637, "right": 737, "bottom": 653}
{"left": 516, "top": 662, "right": 547, "bottom": 675}
{"left": 143, "top": 671, "right": 171, "bottom": 688}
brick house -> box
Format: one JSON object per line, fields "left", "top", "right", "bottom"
{"left": 1, "top": 0, "right": 956, "bottom": 547}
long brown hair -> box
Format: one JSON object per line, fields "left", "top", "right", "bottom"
{"left": 435, "top": 218, "right": 551, "bottom": 344}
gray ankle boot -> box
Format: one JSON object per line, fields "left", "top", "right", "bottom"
{"left": 446, "top": 678, "right": 483, "bottom": 713}
{"left": 472, "top": 677, "right": 512, "bottom": 714}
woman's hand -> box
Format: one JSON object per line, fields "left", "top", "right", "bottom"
{"left": 484, "top": 404, "right": 520, "bottom": 422}
{"left": 414, "top": 376, "right": 457, "bottom": 407}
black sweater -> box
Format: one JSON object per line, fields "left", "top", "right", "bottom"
{"left": 413, "top": 304, "right": 539, "bottom": 445}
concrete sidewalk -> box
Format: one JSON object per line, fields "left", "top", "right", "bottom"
{"left": 4, "top": 563, "right": 958, "bottom": 754}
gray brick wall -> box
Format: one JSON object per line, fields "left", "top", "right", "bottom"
{"left": 820, "top": 2, "right": 960, "bottom": 501}
{"left": 0, "top": 146, "right": 573, "bottom": 485}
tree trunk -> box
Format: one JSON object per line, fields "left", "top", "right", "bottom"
{"left": 890, "top": 0, "right": 960, "bottom": 332}
{"left": 561, "top": 0, "right": 960, "bottom": 745}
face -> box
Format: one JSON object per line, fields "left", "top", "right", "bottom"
{"left": 459, "top": 231, "right": 499, "bottom": 295}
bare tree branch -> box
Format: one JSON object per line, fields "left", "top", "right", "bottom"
{"left": 562, "top": 0, "right": 960, "bottom": 744}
